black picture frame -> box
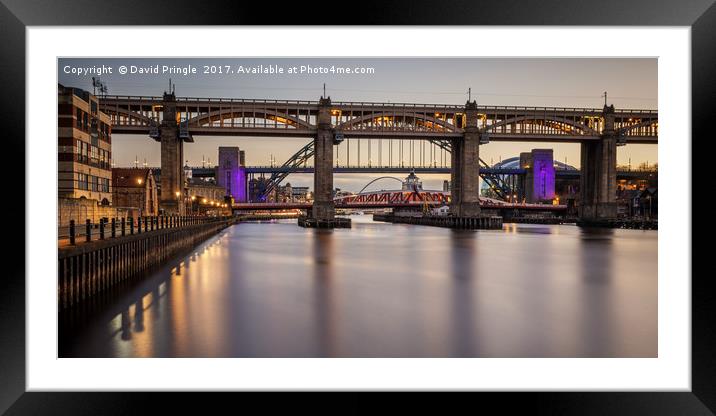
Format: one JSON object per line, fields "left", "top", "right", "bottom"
{"left": 2, "top": 0, "right": 711, "bottom": 413}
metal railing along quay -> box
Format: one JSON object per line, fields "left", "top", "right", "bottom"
{"left": 58, "top": 215, "right": 229, "bottom": 246}
{"left": 58, "top": 215, "right": 235, "bottom": 309}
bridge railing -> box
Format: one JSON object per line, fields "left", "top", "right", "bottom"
{"left": 100, "top": 96, "right": 656, "bottom": 113}
{"left": 100, "top": 96, "right": 323, "bottom": 108}
{"left": 479, "top": 105, "right": 603, "bottom": 113}
{"left": 330, "top": 102, "right": 657, "bottom": 114}
{"left": 614, "top": 109, "right": 658, "bottom": 114}
{"left": 334, "top": 101, "right": 464, "bottom": 110}
{"left": 177, "top": 97, "right": 320, "bottom": 105}
{"left": 99, "top": 95, "right": 163, "bottom": 101}
{"left": 615, "top": 166, "right": 658, "bottom": 172}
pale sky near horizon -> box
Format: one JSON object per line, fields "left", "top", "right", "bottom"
{"left": 58, "top": 58, "right": 658, "bottom": 191}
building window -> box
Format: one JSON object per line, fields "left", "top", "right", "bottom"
{"left": 99, "top": 149, "right": 108, "bottom": 169}
{"left": 81, "top": 141, "right": 88, "bottom": 164}
{"left": 90, "top": 146, "right": 99, "bottom": 166}
{"left": 77, "top": 173, "right": 88, "bottom": 190}
{"left": 99, "top": 122, "right": 109, "bottom": 141}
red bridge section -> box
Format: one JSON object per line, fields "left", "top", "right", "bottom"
{"left": 233, "top": 191, "right": 567, "bottom": 211}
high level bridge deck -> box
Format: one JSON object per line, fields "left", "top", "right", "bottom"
{"left": 100, "top": 96, "right": 657, "bottom": 143}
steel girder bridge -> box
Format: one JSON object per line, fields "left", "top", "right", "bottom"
{"left": 100, "top": 96, "right": 658, "bottom": 143}
{"left": 231, "top": 191, "right": 567, "bottom": 212}
{"left": 179, "top": 164, "right": 655, "bottom": 203}
{"left": 99, "top": 94, "right": 657, "bottom": 217}
{"left": 235, "top": 166, "right": 655, "bottom": 179}
{"left": 245, "top": 139, "right": 518, "bottom": 201}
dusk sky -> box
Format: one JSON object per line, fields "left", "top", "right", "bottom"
{"left": 58, "top": 58, "right": 657, "bottom": 191}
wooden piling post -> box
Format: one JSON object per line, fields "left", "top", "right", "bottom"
{"left": 69, "top": 220, "right": 76, "bottom": 245}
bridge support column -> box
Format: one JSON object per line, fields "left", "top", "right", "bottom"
{"left": 579, "top": 105, "right": 617, "bottom": 221}
{"left": 312, "top": 97, "right": 335, "bottom": 221}
{"left": 450, "top": 100, "right": 481, "bottom": 217}
{"left": 159, "top": 92, "right": 185, "bottom": 215}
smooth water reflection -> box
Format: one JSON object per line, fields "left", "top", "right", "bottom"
{"left": 60, "top": 216, "right": 657, "bottom": 357}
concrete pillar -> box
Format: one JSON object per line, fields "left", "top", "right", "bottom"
{"left": 579, "top": 105, "right": 617, "bottom": 220}
{"left": 450, "top": 137, "right": 463, "bottom": 210}
{"left": 450, "top": 101, "right": 481, "bottom": 217}
{"left": 519, "top": 152, "right": 534, "bottom": 202}
{"left": 312, "top": 97, "right": 335, "bottom": 220}
{"left": 159, "top": 92, "right": 185, "bottom": 214}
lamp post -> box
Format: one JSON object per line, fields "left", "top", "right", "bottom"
{"left": 175, "top": 191, "right": 181, "bottom": 215}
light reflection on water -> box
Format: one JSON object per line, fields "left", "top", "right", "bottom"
{"left": 60, "top": 216, "right": 657, "bottom": 357}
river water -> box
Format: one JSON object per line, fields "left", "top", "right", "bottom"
{"left": 59, "top": 215, "right": 657, "bottom": 358}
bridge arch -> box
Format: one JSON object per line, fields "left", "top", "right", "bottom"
{"left": 257, "top": 140, "right": 514, "bottom": 202}
{"left": 356, "top": 176, "right": 405, "bottom": 195}
{"left": 618, "top": 118, "right": 658, "bottom": 136}
{"left": 257, "top": 141, "right": 315, "bottom": 201}
{"left": 188, "top": 108, "right": 314, "bottom": 129}
{"left": 101, "top": 107, "right": 155, "bottom": 126}
{"left": 484, "top": 115, "right": 600, "bottom": 136}
{"left": 338, "top": 112, "right": 459, "bottom": 132}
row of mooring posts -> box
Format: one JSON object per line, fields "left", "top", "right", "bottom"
{"left": 67, "top": 215, "right": 224, "bottom": 245}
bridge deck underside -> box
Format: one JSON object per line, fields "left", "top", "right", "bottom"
{"left": 109, "top": 128, "right": 657, "bottom": 144}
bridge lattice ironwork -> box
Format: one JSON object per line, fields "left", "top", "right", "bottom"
{"left": 99, "top": 96, "right": 658, "bottom": 143}
{"left": 256, "top": 138, "right": 516, "bottom": 201}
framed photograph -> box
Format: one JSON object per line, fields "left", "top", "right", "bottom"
{"left": 3, "top": 0, "right": 711, "bottom": 413}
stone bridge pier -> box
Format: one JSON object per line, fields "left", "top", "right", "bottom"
{"left": 158, "top": 92, "right": 185, "bottom": 215}
{"left": 579, "top": 105, "right": 618, "bottom": 221}
{"left": 450, "top": 100, "right": 482, "bottom": 217}
{"left": 312, "top": 97, "right": 335, "bottom": 221}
